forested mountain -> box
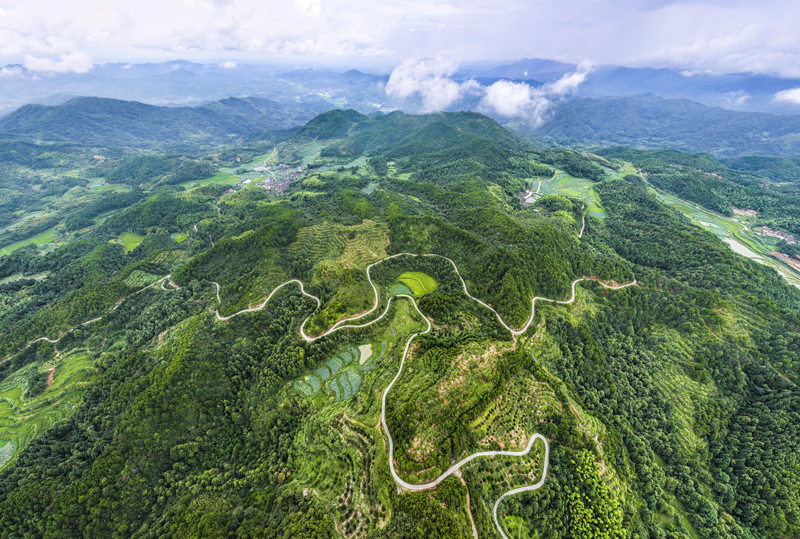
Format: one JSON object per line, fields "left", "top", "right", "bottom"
{"left": 0, "top": 109, "right": 799, "bottom": 539}
{"left": 532, "top": 94, "right": 800, "bottom": 157}
{"left": 263, "top": 108, "right": 531, "bottom": 156}
{"left": 720, "top": 155, "right": 800, "bottom": 183}
{"left": 0, "top": 96, "right": 331, "bottom": 150}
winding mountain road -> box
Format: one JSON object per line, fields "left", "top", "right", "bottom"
{"left": 2, "top": 249, "right": 634, "bottom": 537}
{"left": 208, "top": 252, "right": 634, "bottom": 537}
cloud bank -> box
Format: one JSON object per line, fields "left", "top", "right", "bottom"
{"left": 774, "top": 88, "right": 800, "bottom": 106}
{"left": 385, "top": 57, "right": 479, "bottom": 112}
{"left": 24, "top": 52, "right": 94, "bottom": 74}
{"left": 1, "top": 0, "right": 800, "bottom": 77}
{"left": 479, "top": 61, "right": 592, "bottom": 125}
{"left": 386, "top": 58, "right": 592, "bottom": 125}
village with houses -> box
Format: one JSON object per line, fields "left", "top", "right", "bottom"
{"left": 756, "top": 225, "right": 798, "bottom": 245}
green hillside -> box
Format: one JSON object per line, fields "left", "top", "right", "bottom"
{"left": 0, "top": 110, "right": 798, "bottom": 539}
{"left": 532, "top": 94, "right": 800, "bottom": 157}
{"left": 0, "top": 96, "right": 330, "bottom": 150}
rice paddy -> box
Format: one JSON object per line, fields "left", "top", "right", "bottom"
{"left": 358, "top": 344, "right": 372, "bottom": 365}
{"left": 118, "top": 232, "right": 144, "bottom": 253}
{"left": 397, "top": 272, "right": 437, "bottom": 297}
{"left": 646, "top": 180, "right": 800, "bottom": 287}
{"left": 0, "top": 351, "right": 97, "bottom": 470}
{"left": 538, "top": 170, "right": 606, "bottom": 218}
{"left": 0, "top": 227, "right": 59, "bottom": 257}
{"left": 293, "top": 340, "right": 389, "bottom": 402}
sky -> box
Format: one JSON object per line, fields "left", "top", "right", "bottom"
{"left": 0, "top": 0, "right": 798, "bottom": 77}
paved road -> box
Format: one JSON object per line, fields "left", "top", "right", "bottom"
{"left": 3, "top": 250, "right": 634, "bottom": 537}
{"left": 207, "top": 252, "right": 633, "bottom": 538}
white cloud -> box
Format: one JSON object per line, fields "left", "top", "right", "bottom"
{"left": 294, "top": 0, "right": 322, "bottom": 19}
{"left": 478, "top": 62, "right": 592, "bottom": 125}
{"left": 774, "top": 88, "right": 800, "bottom": 105}
{"left": 220, "top": 60, "right": 238, "bottom": 69}
{"left": 0, "top": 66, "right": 22, "bottom": 78}
{"left": 23, "top": 52, "right": 93, "bottom": 74}
{"left": 723, "top": 90, "right": 751, "bottom": 108}
{"left": 385, "top": 56, "right": 479, "bottom": 112}
{"left": 545, "top": 60, "right": 592, "bottom": 94}
{"left": 385, "top": 57, "right": 591, "bottom": 124}
{"left": 480, "top": 80, "right": 551, "bottom": 123}
{"left": 0, "top": 0, "right": 797, "bottom": 78}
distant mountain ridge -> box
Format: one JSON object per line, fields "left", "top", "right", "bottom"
{"left": 255, "top": 108, "right": 531, "bottom": 157}
{"left": 532, "top": 94, "right": 800, "bottom": 157}
{"left": 0, "top": 96, "right": 332, "bottom": 150}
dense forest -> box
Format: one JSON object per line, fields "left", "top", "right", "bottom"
{"left": 0, "top": 108, "right": 798, "bottom": 539}
{"left": 599, "top": 147, "right": 800, "bottom": 235}
{"left": 529, "top": 93, "right": 800, "bottom": 157}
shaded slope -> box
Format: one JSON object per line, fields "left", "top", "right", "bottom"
{"left": 533, "top": 94, "right": 800, "bottom": 157}
{"left": 0, "top": 96, "right": 329, "bottom": 149}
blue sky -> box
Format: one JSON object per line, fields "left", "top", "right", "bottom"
{"left": 0, "top": 0, "right": 798, "bottom": 77}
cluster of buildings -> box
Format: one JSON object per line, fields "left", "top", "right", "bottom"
{"left": 758, "top": 226, "right": 798, "bottom": 245}
{"left": 515, "top": 186, "right": 541, "bottom": 206}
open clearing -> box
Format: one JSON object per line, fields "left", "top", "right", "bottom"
{"left": 538, "top": 170, "right": 606, "bottom": 218}
{"left": 358, "top": 344, "right": 372, "bottom": 365}
{"left": 0, "top": 227, "right": 58, "bottom": 256}
{"left": 118, "top": 232, "right": 144, "bottom": 253}
{"left": 180, "top": 172, "right": 239, "bottom": 189}
{"left": 397, "top": 272, "right": 437, "bottom": 296}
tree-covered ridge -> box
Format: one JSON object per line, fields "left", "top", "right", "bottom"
{"left": 0, "top": 110, "right": 798, "bottom": 539}
{"left": 530, "top": 93, "right": 800, "bottom": 157}
{"left": 721, "top": 155, "right": 800, "bottom": 184}
{"left": 0, "top": 96, "right": 330, "bottom": 150}
{"left": 598, "top": 147, "right": 800, "bottom": 237}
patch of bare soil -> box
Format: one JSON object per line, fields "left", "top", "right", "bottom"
{"left": 772, "top": 252, "right": 800, "bottom": 272}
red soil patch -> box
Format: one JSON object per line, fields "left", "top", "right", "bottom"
{"left": 45, "top": 367, "right": 55, "bottom": 389}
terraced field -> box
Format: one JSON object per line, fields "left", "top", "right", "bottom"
{"left": 538, "top": 170, "right": 606, "bottom": 218}
{"left": 124, "top": 270, "right": 162, "bottom": 288}
{"left": 288, "top": 219, "right": 389, "bottom": 276}
{"left": 397, "top": 272, "right": 437, "bottom": 297}
{"left": 0, "top": 351, "right": 96, "bottom": 470}
{"left": 293, "top": 340, "right": 389, "bottom": 403}
{"left": 153, "top": 250, "right": 188, "bottom": 267}
{"left": 118, "top": 232, "right": 144, "bottom": 253}
{"left": 391, "top": 338, "right": 558, "bottom": 484}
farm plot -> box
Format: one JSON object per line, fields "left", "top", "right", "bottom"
{"left": 124, "top": 270, "right": 162, "bottom": 288}
{"left": 538, "top": 170, "right": 606, "bottom": 218}
{"left": 171, "top": 232, "right": 189, "bottom": 243}
{"left": 397, "top": 272, "right": 437, "bottom": 297}
{"left": 0, "top": 227, "right": 58, "bottom": 257}
{"left": 294, "top": 341, "right": 387, "bottom": 402}
{"left": 117, "top": 232, "right": 144, "bottom": 253}
{"left": 0, "top": 351, "right": 96, "bottom": 470}
{"left": 389, "top": 283, "right": 413, "bottom": 296}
